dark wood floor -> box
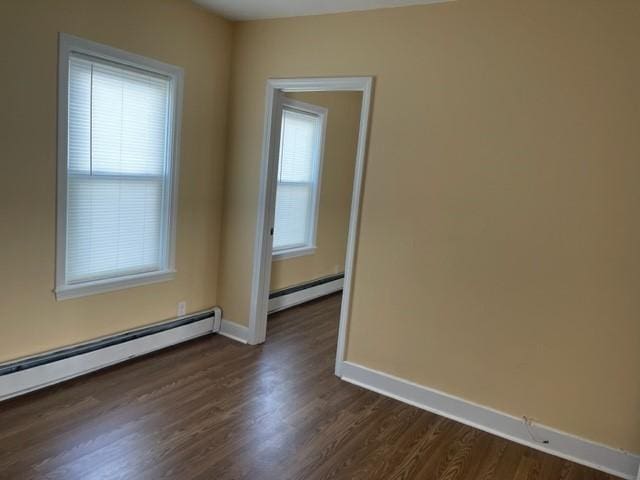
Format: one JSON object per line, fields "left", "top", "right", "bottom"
{"left": 0, "top": 293, "right": 619, "bottom": 479}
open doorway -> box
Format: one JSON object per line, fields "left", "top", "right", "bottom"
{"left": 247, "top": 77, "right": 373, "bottom": 376}
{"left": 270, "top": 91, "right": 360, "bottom": 311}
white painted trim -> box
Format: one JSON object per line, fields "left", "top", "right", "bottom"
{"left": 54, "top": 270, "right": 176, "bottom": 300}
{"left": 334, "top": 79, "right": 373, "bottom": 376}
{"left": 247, "top": 86, "right": 282, "bottom": 345}
{"left": 55, "top": 33, "right": 184, "bottom": 300}
{"left": 274, "top": 97, "right": 328, "bottom": 255}
{"left": 248, "top": 76, "right": 374, "bottom": 352}
{"left": 272, "top": 245, "right": 316, "bottom": 261}
{"left": 0, "top": 312, "right": 219, "bottom": 402}
{"left": 218, "top": 319, "right": 250, "bottom": 344}
{"left": 341, "top": 361, "right": 640, "bottom": 480}
{"left": 268, "top": 278, "right": 343, "bottom": 313}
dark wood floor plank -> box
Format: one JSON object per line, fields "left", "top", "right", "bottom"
{"left": 0, "top": 293, "right": 621, "bottom": 480}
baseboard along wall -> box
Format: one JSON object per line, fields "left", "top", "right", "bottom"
{"left": 340, "top": 361, "right": 640, "bottom": 480}
{"left": 218, "top": 319, "right": 250, "bottom": 344}
{"left": 0, "top": 308, "right": 221, "bottom": 402}
{"left": 0, "top": 272, "right": 345, "bottom": 401}
{"left": 268, "top": 273, "right": 344, "bottom": 314}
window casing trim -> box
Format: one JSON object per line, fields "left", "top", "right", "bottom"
{"left": 55, "top": 270, "right": 177, "bottom": 301}
{"left": 55, "top": 33, "right": 184, "bottom": 300}
{"left": 272, "top": 99, "right": 327, "bottom": 258}
{"left": 272, "top": 245, "right": 317, "bottom": 261}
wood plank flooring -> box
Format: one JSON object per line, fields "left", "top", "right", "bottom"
{"left": 0, "top": 293, "right": 620, "bottom": 479}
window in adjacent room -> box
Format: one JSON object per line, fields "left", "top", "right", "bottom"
{"left": 272, "top": 99, "right": 326, "bottom": 260}
{"left": 55, "top": 34, "right": 183, "bottom": 300}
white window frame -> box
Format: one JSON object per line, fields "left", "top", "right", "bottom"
{"left": 55, "top": 33, "right": 184, "bottom": 300}
{"left": 272, "top": 98, "right": 327, "bottom": 261}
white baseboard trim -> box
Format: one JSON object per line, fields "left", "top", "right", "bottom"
{"left": 340, "top": 361, "right": 640, "bottom": 479}
{"left": 268, "top": 277, "right": 343, "bottom": 314}
{"left": 218, "top": 319, "right": 250, "bottom": 344}
{"left": 0, "top": 310, "right": 221, "bottom": 402}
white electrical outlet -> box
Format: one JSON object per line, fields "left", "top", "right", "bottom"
{"left": 177, "top": 301, "right": 186, "bottom": 317}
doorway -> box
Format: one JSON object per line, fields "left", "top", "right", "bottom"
{"left": 247, "top": 77, "right": 373, "bottom": 376}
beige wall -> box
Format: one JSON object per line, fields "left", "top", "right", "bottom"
{"left": 0, "top": 0, "right": 231, "bottom": 362}
{"left": 218, "top": 0, "right": 640, "bottom": 452}
{"left": 1, "top": 0, "right": 639, "bottom": 458}
{"left": 270, "top": 91, "right": 361, "bottom": 291}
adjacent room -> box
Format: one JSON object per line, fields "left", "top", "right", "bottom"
{"left": 268, "top": 89, "right": 362, "bottom": 336}
{"left": 0, "top": 0, "right": 638, "bottom": 479}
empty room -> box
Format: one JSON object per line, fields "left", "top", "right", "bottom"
{"left": 0, "top": 0, "right": 638, "bottom": 479}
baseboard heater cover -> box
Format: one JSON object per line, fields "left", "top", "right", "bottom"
{"left": 269, "top": 272, "right": 344, "bottom": 299}
{"left": 0, "top": 307, "right": 222, "bottom": 401}
{"left": 268, "top": 273, "right": 344, "bottom": 313}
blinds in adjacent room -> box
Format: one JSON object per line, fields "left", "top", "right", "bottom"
{"left": 65, "top": 55, "right": 172, "bottom": 284}
{"left": 273, "top": 107, "right": 323, "bottom": 252}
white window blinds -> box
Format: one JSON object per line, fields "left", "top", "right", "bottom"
{"left": 65, "top": 54, "right": 172, "bottom": 284}
{"left": 273, "top": 108, "right": 323, "bottom": 252}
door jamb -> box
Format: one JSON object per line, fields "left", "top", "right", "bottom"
{"left": 247, "top": 76, "right": 374, "bottom": 377}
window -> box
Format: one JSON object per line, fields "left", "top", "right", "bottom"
{"left": 55, "top": 34, "right": 183, "bottom": 300}
{"left": 272, "top": 100, "right": 326, "bottom": 259}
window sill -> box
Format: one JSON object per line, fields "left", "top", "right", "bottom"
{"left": 55, "top": 269, "right": 176, "bottom": 301}
{"left": 272, "top": 246, "right": 316, "bottom": 261}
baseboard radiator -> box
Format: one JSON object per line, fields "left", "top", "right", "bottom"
{"left": 0, "top": 307, "right": 222, "bottom": 402}
{"left": 268, "top": 273, "right": 344, "bottom": 313}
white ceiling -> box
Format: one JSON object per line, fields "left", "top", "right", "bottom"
{"left": 193, "top": 0, "right": 452, "bottom": 21}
